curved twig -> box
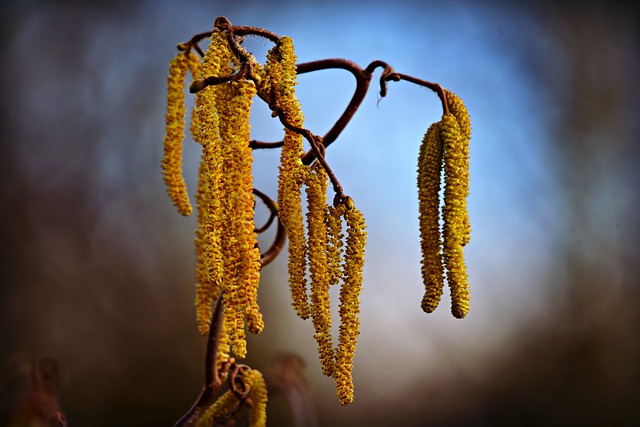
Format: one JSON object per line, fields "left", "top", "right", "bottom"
{"left": 173, "top": 295, "right": 226, "bottom": 427}
{"left": 384, "top": 72, "right": 449, "bottom": 115}
{"left": 229, "top": 364, "right": 251, "bottom": 400}
{"left": 260, "top": 217, "right": 286, "bottom": 268}
{"left": 297, "top": 59, "right": 373, "bottom": 164}
{"left": 253, "top": 188, "right": 287, "bottom": 267}
{"left": 253, "top": 188, "right": 277, "bottom": 234}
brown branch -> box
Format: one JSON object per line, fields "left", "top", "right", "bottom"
{"left": 297, "top": 59, "right": 373, "bottom": 165}
{"left": 228, "top": 365, "right": 251, "bottom": 400}
{"left": 173, "top": 295, "right": 226, "bottom": 427}
{"left": 189, "top": 73, "right": 239, "bottom": 93}
{"left": 249, "top": 139, "right": 285, "bottom": 149}
{"left": 260, "top": 216, "right": 286, "bottom": 268}
{"left": 215, "top": 15, "right": 280, "bottom": 44}
{"left": 253, "top": 188, "right": 277, "bottom": 234}
{"left": 383, "top": 72, "right": 449, "bottom": 115}
{"left": 177, "top": 31, "right": 211, "bottom": 57}
{"left": 268, "top": 103, "right": 347, "bottom": 201}
{"left": 252, "top": 188, "right": 287, "bottom": 267}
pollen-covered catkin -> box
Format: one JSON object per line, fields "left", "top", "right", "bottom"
{"left": 417, "top": 121, "right": 445, "bottom": 313}
{"left": 193, "top": 29, "right": 230, "bottom": 336}
{"left": 217, "top": 78, "right": 261, "bottom": 358}
{"left": 441, "top": 113, "right": 470, "bottom": 318}
{"left": 194, "top": 390, "right": 240, "bottom": 427}
{"left": 267, "top": 37, "right": 311, "bottom": 320}
{"left": 445, "top": 90, "right": 471, "bottom": 245}
{"left": 186, "top": 52, "right": 201, "bottom": 141}
{"left": 247, "top": 369, "right": 268, "bottom": 427}
{"left": 162, "top": 52, "right": 193, "bottom": 217}
{"left": 334, "top": 198, "right": 366, "bottom": 406}
{"left": 305, "top": 163, "right": 334, "bottom": 377}
{"left": 326, "top": 204, "right": 344, "bottom": 287}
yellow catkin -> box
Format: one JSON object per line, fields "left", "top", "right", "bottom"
{"left": 326, "top": 204, "right": 344, "bottom": 287}
{"left": 217, "top": 78, "right": 260, "bottom": 359}
{"left": 186, "top": 51, "right": 201, "bottom": 140}
{"left": 193, "top": 29, "right": 230, "bottom": 336}
{"left": 161, "top": 52, "right": 193, "bottom": 216}
{"left": 334, "top": 198, "right": 367, "bottom": 406}
{"left": 194, "top": 389, "right": 240, "bottom": 427}
{"left": 441, "top": 113, "right": 470, "bottom": 318}
{"left": 417, "top": 121, "right": 445, "bottom": 313}
{"left": 192, "top": 25, "right": 265, "bottom": 360}
{"left": 305, "top": 163, "right": 334, "bottom": 377}
{"left": 267, "top": 37, "right": 311, "bottom": 320}
{"left": 247, "top": 369, "right": 268, "bottom": 427}
{"left": 445, "top": 90, "right": 471, "bottom": 245}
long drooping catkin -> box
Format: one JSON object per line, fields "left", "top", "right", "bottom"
{"left": 441, "top": 113, "right": 470, "bottom": 318}
{"left": 305, "top": 163, "right": 334, "bottom": 377}
{"left": 191, "top": 29, "right": 263, "bottom": 358}
{"left": 192, "top": 29, "right": 229, "bottom": 337}
{"left": 416, "top": 90, "right": 472, "bottom": 319}
{"left": 334, "top": 198, "right": 367, "bottom": 406}
{"left": 217, "top": 79, "right": 261, "bottom": 358}
{"left": 445, "top": 90, "right": 471, "bottom": 246}
{"left": 266, "top": 38, "right": 311, "bottom": 320}
{"left": 417, "top": 121, "right": 445, "bottom": 313}
{"left": 162, "top": 52, "right": 193, "bottom": 217}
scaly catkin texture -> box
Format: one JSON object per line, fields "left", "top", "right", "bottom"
{"left": 418, "top": 121, "right": 445, "bottom": 313}
{"left": 194, "top": 390, "right": 240, "bottom": 427}
{"left": 445, "top": 90, "right": 471, "bottom": 245}
{"left": 305, "top": 164, "right": 334, "bottom": 377}
{"left": 191, "top": 28, "right": 263, "bottom": 360}
{"left": 417, "top": 90, "right": 471, "bottom": 319}
{"left": 267, "top": 37, "right": 311, "bottom": 320}
{"left": 247, "top": 369, "right": 268, "bottom": 427}
{"left": 162, "top": 52, "right": 193, "bottom": 216}
{"left": 193, "top": 29, "right": 229, "bottom": 337}
{"left": 326, "top": 204, "right": 344, "bottom": 287}
{"left": 334, "top": 198, "right": 366, "bottom": 406}
{"left": 186, "top": 52, "right": 201, "bottom": 141}
{"left": 218, "top": 78, "right": 260, "bottom": 358}
{"left": 441, "top": 113, "right": 470, "bottom": 318}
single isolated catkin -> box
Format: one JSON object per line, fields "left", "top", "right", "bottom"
{"left": 161, "top": 52, "right": 193, "bottom": 217}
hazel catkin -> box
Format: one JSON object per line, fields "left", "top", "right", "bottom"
{"left": 417, "top": 121, "right": 445, "bottom": 313}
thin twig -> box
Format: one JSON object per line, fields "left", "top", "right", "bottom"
{"left": 249, "top": 139, "right": 285, "bottom": 149}
{"left": 384, "top": 72, "right": 449, "bottom": 115}
{"left": 173, "top": 295, "right": 226, "bottom": 427}
{"left": 252, "top": 188, "right": 287, "bottom": 267}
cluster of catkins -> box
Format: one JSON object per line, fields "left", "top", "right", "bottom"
{"left": 161, "top": 25, "right": 367, "bottom": 407}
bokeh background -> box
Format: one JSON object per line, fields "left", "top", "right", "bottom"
{"left": 1, "top": 0, "right": 639, "bottom": 426}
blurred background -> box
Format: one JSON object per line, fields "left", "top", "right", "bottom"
{"left": 1, "top": 0, "right": 639, "bottom": 425}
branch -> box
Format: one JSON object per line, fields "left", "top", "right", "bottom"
{"left": 173, "top": 295, "right": 225, "bottom": 427}
{"left": 253, "top": 188, "right": 287, "bottom": 267}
